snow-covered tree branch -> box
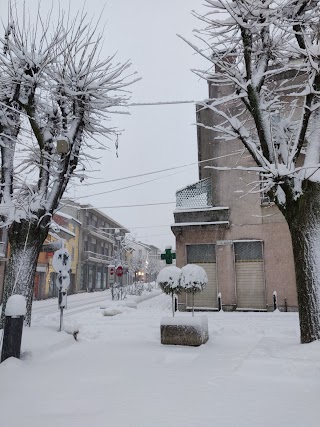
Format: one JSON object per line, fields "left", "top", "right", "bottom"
{"left": 0, "top": 3, "right": 138, "bottom": 326}
{"left": 183, "top": 0, "right": 320, "bottom": 343}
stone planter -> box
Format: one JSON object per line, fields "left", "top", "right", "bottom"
{"left": 160, "top": 316, "right": 209, "bottom": 346}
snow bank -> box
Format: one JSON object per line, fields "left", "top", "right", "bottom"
{"left": 102, "top": 308, "right": 123, "bottom": 317}
{"left": 5, "top": 295, "right": 26, "bottom": 316}
{"left": 100, "top": 301, "right": 138, "bottom": 310}
{"left": 101, "top": 300, "right": 138, "bottom": 316}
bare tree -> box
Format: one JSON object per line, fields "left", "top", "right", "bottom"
{"left": 146, "top": 254, "right": 162, "bottom": 283}
{"left": 181, "top": 0, "right": 320, "bottom": 343}
{"left": 0, "top": 3, "right": 137, "bottom": 326}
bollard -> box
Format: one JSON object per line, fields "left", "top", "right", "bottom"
{"left": 1, "top": 295, "right": 26, "bottom": 363}
{"left": 284, "top": 297, "right": 288, "bottom": 312}
{"left": 273, "top": 291, "right": 277, "bottom": 311}
{"left": 174, "top": 296, "right": 178, "bottom": 312}
{"left": 218, "top": 292, "right": 222, "bottom": 311}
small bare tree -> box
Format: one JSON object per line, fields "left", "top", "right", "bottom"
{"left": 0, "top": 3, "right": 137, "bottom": 326}
{"left": 181, "top": 0, "right": 320, "bottom": 343}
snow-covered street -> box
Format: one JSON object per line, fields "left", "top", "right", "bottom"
{"left": 0, "top": 290, "right": 319, "bottom": 427}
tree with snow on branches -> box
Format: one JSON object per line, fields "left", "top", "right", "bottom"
{"left": 180, "top": 0, "right": 320, "bottom": 343}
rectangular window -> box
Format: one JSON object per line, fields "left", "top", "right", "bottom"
{"left": 187, "top": 244, "right": 216, "bottom": 263}
{"left": 234, "top": 241, "right": 263, "bottom": 262}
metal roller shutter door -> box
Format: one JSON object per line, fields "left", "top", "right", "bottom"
{"left": 234, "top": 241, "right": 266, "bottom": 310}
{"left": 186, "top": 244, "right": 218, "bottom": 309}
{"left": 186, "top": 262, "right": 218, "bottom": 309}
{"left": 235, "top": 262, "right": 265, "bottom": 309}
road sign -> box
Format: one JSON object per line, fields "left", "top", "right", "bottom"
{"left": 116, "top": 266, "right": 123, "bottom": 277}
{"left": 56, "top": 269, "right": 70, "bottom": 292}
{"left": 52, "top": 249, "right": 71, "bottom": 273}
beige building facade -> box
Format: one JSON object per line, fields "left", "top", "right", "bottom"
{"left": 172, "top": 81, "right": 298, "bottom": 312}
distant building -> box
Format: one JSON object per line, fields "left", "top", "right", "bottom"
{"left": 125, "top": 240, "right": 161, "bottom": 283}
{"left": 60, "top": 200, "right": 129, "bottom": 292}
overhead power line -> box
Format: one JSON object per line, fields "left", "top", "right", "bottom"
{"left": 75, "top": 168, "right": 192, "bottom": 200}
{"left": 128, "top": 100, "right": 197, "bottom": 106}
{"left": 86, "top": 151, "right": 242, "bottom": 187}
{"left": 78, "top": 201, "right": 175, "bottom": 209}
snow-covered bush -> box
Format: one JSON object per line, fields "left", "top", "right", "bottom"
{"left": 157, "top": 266, "right": 183, "bottom": 317}
{"left": 180, "top": 264, "right": 208, "bottom": 316}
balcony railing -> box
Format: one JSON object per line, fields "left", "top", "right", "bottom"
{"left": 84, "top": 251, "right": 112, "bottom": 264}
{"left": 85, "top": 225, "right": 115, "bottom": 244}
{"left": 176, "top": 178, "right": 212, "bottom": 210}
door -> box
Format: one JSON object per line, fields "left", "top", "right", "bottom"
{"left": 186, "top": 244, "right": 218, "bottom": 309}
{"left": 234, "top": 241, "right": 266, "bottom": 310}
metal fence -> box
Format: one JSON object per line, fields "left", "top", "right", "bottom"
{"left": 176, "top": 177, "right": 212, "bottom": 209}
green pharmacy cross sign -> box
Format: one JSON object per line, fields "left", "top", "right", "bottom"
{"left": 161, "top": 246, "right": 176, "bottom": 265}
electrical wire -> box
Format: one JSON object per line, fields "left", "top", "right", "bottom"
{"left": 85, "top": 151, "right": 242, "bottom": 186}
{"left": 78, "top": 201, "right": 175, "bottom": 209}
{"left": 74, "top": 167, "right": 194, "bottom": 200}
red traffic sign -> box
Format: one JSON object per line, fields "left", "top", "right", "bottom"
{"left": 116, "top": 266, "right": 123, "bottom": 277}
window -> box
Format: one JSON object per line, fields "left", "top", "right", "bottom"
{"left": 234, "top": 241, "right": 263, "bottom": 262}
{"left": 187, "top": 244, "right": 216, "bottom": 263}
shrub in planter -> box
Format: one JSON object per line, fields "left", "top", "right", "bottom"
{"left": 180, "top": 264, "right": 208, "bottom": 316}
{"left": 157, "top": 266, "right": 183, "bottom": 316}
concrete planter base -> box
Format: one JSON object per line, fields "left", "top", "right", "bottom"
{"left": 160, "top": 316, "right": 209, "bottom": 346}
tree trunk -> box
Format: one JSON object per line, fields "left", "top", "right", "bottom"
{"left": 171, "top": 292, "right": 175, "bottom": 317}
{"left": 284, "top": 181, "right": 320, "bottom": 343}
{"left": 0, "top": 219, "right": 48, "bottom": 328}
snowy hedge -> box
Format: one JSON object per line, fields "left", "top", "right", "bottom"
{"left": 180, "top": 264, "right": 208, "bottom": 316}
{"left": 157, "top": 266, "right": 183, "bottom": 317}
{"left": 157, "top": 266, "right": 183, "bottom": 295}
{"left": 180, "top": 264, "right": 208, "bottom": 293}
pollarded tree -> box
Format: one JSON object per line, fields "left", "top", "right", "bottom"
{"left": 0, "top": 4, "right": 137, "bottom": 326}
{"left": 181, "top": 0, "right": 320, "bottom": 343}
{"left": 157, "top": 266, "right": 184, "bottom": 317}
{"left": 180, "top": 264, "right": 208, "bottom": 317}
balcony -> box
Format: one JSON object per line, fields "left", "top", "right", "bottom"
{"left": 176, "top": 178, "right": 212, "bottom": 210}
{"left": 172, "top": 178, "right": 229, "bottom": 233}
{"left": 84, "top": 251, "right": 112, "bottom": 264}
{"left": 85, "top": 225, "right": 115, "bottom": 244}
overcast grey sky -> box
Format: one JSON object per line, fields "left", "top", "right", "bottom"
{"left": 6, "top": 0, "right": 209, "bottom": 250}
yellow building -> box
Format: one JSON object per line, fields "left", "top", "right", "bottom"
{"left": 36, "top": 212, "right": 81, "bottom": 299}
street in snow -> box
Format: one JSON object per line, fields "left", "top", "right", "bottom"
{"left": 0, "top": 289, "right": 319, "bottom": 427}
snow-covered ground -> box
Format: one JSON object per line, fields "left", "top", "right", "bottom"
{"left": 0, "top": 290, "right": 319, "bottom": 427}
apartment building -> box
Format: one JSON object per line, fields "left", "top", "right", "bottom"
{"left": 172, "top": 79, "right": 298, "bottom": 312}
{"left": 60, "top": 200, "right": 129, "bottom": 291}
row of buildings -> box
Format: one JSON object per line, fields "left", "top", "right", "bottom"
{"left": 0, "top": 199, "right": 162, "bottom": 303}
{"left": 172, "top": 72, "right": 298, "bottom": 313}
